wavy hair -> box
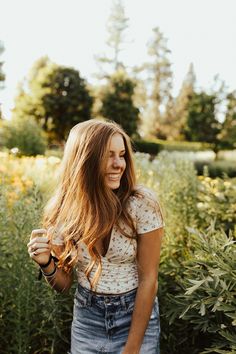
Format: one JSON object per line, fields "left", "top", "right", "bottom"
{"left": 43, "top": 120, "right": 136, "bottom": 289}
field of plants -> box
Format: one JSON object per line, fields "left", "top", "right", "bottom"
{"left": 0, "top": 150, "right": 236, "bottom": 354}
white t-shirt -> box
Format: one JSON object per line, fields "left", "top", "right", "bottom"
{"left": 52, "top": 186, "right": 164, "bottom": 294}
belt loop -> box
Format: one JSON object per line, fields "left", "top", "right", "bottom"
{"left": 120, "top": 295, "right": 127, "bottom": 311}
{"left": 87, "top": 292, "right": 92, "bottom": 306}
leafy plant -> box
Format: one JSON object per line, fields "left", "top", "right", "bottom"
{"left": 163, "top": 225, "right": 236, "bottom": 354}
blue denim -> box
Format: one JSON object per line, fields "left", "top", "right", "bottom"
{"left": 70, "top": 283, "right": 160, "bottom": 354}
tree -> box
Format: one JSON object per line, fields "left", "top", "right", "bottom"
{"left": 136, "top": 27, "right": 173, "bottom": 138}
{"left": 0, "top": 41, "right": 5, "bottom": 119}
{"left": 100, "top": 70, "right": 139, "bottom": 136}
{"left": 174, "top": 63, "right": 196, "bottom": 140}
{"left": 0, "top": 116, "right": 47, "bottom": 156}
{"left": 219, "top": 91, "right": 236, "bottom": 149}
{"left": 95, "top": 0, "right": 129, "bottom": 79}
{"left": 185, "top": 91, "right": 221, "bottom": 145}
{"left": 12, "top": 57, "right": 93, "bottom": 142}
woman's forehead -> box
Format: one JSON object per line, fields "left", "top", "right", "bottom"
{"left": 109, "top": 133, "right": 125, "bottom": 151}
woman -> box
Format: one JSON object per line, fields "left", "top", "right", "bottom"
{"left": 27, "top": 120, "right": 164, "bottom": 354}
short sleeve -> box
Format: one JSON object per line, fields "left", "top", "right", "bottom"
{"left": 136, "top": 187, "right": 164, "bottom": 235}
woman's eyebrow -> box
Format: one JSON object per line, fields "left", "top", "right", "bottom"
{"left": 109, "top": 149, "right": 126, "bottom": 153}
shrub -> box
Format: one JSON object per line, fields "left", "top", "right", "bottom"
{"left": 195, "top": 160, "right": 236, "bottom": 178}
{"left": 133, "top": 139, "right": 161, "bottom": 155}
{"left": 164, "top": 225, "right": 236, "bottom": 354}
{"left": 135, "top": 151, "right": 199, "bottom": 261}
{"left": 133, "top": 138, "right": 213, "bottom": 155}
{"left": 0, "top": 116, "right": 47, "bottom": 156}
{"left": 196, "top": 176, "right": 236, "bottom": 236}
{"left": 0, "top": 175, "right": 74, "bottom": 353}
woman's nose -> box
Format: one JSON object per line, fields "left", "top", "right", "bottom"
{"left": 112, "top": 157, "right": 122, "bottom": 167}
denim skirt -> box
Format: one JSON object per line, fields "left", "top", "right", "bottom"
{"left": 70, "top": 283, "right": 160, "bottom": 354}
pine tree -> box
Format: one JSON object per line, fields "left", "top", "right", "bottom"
{"left": 174, "top": 63, "right": 196, "bottom": 140}
{"left": 0, "top": 41, "right": 5, "bottom": 119}
{"left": 137, "top": 27, "right": 173, "bottom": 138}
{"left": 95, "top": 0, "right": 129, "bottom": 79}
{"left": 219, "top": 91, "right": 236, "bottom": 149}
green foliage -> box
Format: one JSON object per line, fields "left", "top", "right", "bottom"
{"left": 195, "top": 160, "right": 236, "bottom": 178}
{"left": 12, "top": 57, "right": 93, "bottom": 142}
{"left": 185, "top": 91, "right": 221, "bottom": 145}
{"left": 0, "top": 175, "right": 74, "bottom": 354}
{"left": 219, "top": 91, "right": 236, "bottom": 149}
{"left": 0, "top": 116, "right": 47, "bottom": 156}
{"left": 137, "top": 27, "right": 174, "bottom": 138}
{"left": 164, "top": 226, "right": 236, "bottom": 354}
{"left": 133, "top": 137, "right": 213, "bottom": 155}
{"left": 100, "top": 70, "right": 139, "bottom": 136}
{"left": 132, "top": 139, "right": 161, "bottom": 155}
{"left": 174, "top": 63, "right": 196, "bottom": 140}
{"left": 1, "top": 152, "right": 235, "bottom": 353}
{"left": 196, "top": 176, "right": 236, "bottom": 235}
{"left": 135, "top": 151, "right": 199, "bottom": 246}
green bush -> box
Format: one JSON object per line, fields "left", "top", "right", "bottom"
{"left": 196, "top": 176, "right": 236, "bottom": 236}
{"left": 0, "top": 180, "right": 74, "bottom": 354}
{"left": 164, "top": 225, "right": 236, "bottom": 354}
{"left": 195, "top": 160, "right": 236, "bottom": 178}
{"left": 135, "top": 151, "right": 199, "bottom": 245}
{"left": 133, "top": 138, "right": 213, "bottom": 155}
{"left": 133, "top": 139, "right": 162, "bottom": 155}
{"left": 0, "top": 116, "right": 47, "bottom": 156}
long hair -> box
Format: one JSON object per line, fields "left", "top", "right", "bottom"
{"left": 43, "top": 120, "right": 136, "bottom": 289}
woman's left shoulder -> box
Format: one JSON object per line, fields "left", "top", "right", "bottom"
{"left": 129, "top": 185, "right": 165, "bottom": 234}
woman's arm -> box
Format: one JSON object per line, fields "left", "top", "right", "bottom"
{"left": 122, "top": 227, "right": 163, "bottom": 354}
{"left": 39, "top": 251, "right": 74, "bottom": 293}
{"left": 27, "top": 229, "right": 74, "bottom": 293}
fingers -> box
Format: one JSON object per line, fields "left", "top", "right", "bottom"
{"left": 27, "top": 237, "right": 49, "bottom": 247}
{"left": 32, "top": 248, "right": 50, "bottom": 255}
{"left": 28, "top": 242, "right": 50, "bottom": 251}
{"left": 28, "top": 229, "right": 51, "bottom": 256}
{"left": 30, "top": 229, "right": 47, "bottom": 239}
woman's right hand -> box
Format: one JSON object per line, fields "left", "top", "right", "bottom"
{"left": 27, "top": 228, "right": 52, "bottom": 266}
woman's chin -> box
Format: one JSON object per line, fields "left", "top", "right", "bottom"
{"left": 106, "top": 180, "right": 120, "bottom": 190}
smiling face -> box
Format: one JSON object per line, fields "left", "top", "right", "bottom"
{"left": 105, "top": 133, "right": 126, "bottom": 190}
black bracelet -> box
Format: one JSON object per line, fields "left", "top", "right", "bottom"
{"left": 39, "top": 254, "right": 53, "bottom": 268}
{"left": 41, "top": 265, "right": 57, "bottom": 277}
{"left": 37, "top": 255, "right": 59, "bottom": 280}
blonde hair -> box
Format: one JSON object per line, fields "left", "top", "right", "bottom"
{"left": 43, "top": 120, "right": 136, "bottom": 289}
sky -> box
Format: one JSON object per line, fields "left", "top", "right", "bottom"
{"left": 0, "top": 0, "right": 236, "bottom": 119}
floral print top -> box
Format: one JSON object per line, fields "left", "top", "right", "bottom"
{"left": 52, "top": 186, "right": 164, "bottom": 294}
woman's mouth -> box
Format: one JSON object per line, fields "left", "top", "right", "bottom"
{"left": 106, "top": 173, "right": 121, "bottom": 181}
